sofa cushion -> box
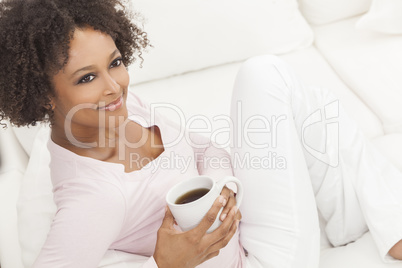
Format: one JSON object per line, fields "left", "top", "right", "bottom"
{"left": 133, "top": 46, "right": 383, "bottom": 141}
{"left": 128, "top": 0, "right": 313, "bottom": 85}
{"left": 314, "top": 16, "right": 402, "bottom": 134}
{"left": 320, "top": 232, "right": 402, "bottom": 267}
{"left": 356, "top": 0, "right": 402, "bottom": 34}
{"left": 298, "top": 0, "right": 371, "bottom": 25}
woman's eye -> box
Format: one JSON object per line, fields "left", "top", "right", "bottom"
{"left": 111, "top": 58, "right": 122, "bottom": 68}
{"left": 78, "top": 74, "right": 95, "bottom": 84}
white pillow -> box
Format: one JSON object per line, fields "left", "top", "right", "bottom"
{"left": 356, "top": 0, "right": 402, "bottom": 34}
{"left": 314, "top": 17, "right": 402, "bottom": 134}
{"left": 12, "top": 124, "right": 44, "bottom": 156}
{"left": 298, "top": 0, "right": 371, "bottom": 25}
{"left": 16, "top": 125, "right": 55, "bottom": 268}
{"left": 128, "top": 0, "right": 313, "bottom": 84}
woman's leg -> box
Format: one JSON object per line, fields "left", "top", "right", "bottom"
{"left": 231, "top": 55, "right": 402, "bottom": 266}
{"left": 230, "top": 55, "right": 320, "bottom": 268}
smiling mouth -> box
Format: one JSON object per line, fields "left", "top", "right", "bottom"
{"left": 98, "top": 95, "right": 123, "bottom": 111}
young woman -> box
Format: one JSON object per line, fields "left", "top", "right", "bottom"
{"left": 1, "top": 0, "right": 402, "bottom": 267}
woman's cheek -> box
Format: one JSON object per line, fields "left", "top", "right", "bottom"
{"left": 118, "top": 66, "right": 130, "bottom": 88}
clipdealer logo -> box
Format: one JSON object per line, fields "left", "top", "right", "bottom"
{"left": 301, "top": 100, "right": 339, "bottom": 168}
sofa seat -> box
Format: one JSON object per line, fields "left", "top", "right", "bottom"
{"left": 2, "top": 0, "right": 402, "bottom": 267}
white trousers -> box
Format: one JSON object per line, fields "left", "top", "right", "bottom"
{"left": 230, "top": 55, "right": 402, "bottom": 267}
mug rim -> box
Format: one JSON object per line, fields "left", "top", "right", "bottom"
{"left": 166, "top": 175, "right": 214, "bottom": 208}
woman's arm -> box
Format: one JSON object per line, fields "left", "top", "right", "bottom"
{"left": 154, "top": 199, "right": 239, "bottom": 268}
{"left": 32, "top": 179, "right": 126, "bottom": 268}
{"left": 190, "top": 132, "right": 234, "bottom": 180}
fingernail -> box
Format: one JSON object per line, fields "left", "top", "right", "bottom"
{"left": 221, "top": 213, "right": 227, "bottom": 221}
{"left": 219, "top": 196, "right": 227, "bottom": 206}
{"left": 232, "top": 206, "right": 238, "bottom": 215}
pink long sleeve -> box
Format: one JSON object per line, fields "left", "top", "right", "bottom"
{"left": 189, "top": 132, "right": 234, "bottom": 180}
{"left": 32, "top": 179, "right": 126, "bottom": 268}
{"left": 38, "top": 91, "right": 245, "bottom": 268}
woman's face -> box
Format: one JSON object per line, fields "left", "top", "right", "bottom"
{"left": 51, "top": 27, "right": 129, "bottom": 131}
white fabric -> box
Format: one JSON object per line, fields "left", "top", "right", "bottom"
{"left": 356, "top": 0, "right": 402, "bottom": 34}
{"left": 279, "top": 48, "right": 383, "bottom": 140}
{"left": 12, "top": 124, "right": 42, "bottom": 157}
{"left": 231, "top": 55, "right": 320, "bottom": 267}
{"left": 16, "top": 125, "right": 55, "bottom": 268}
{"left": 314, "top": 17, "right": 402, "bottom": 134}
{"left": 298, "top": 0, "right": 371, "bottom": 25}
{"left": 230, "top": 55, "right": 402, "bottom": 266}
{"left": 320, "top": 232, "right": 402, "bottom": 268}
{"left": 98, "top": 250, "right": 148, "bottom": 268}
{"left": 371, "top": 134, "right": 402, "bottom": 172}
{"left": 128, "top": 0, "right": 313, "bottom": 85}
{"left": 0, "top": 125, "right": 27, "bottom": 268}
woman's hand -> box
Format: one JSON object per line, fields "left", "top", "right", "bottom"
{"left": 153, "top": 196, "right": 240, "bottom": 268}
{"left": 219, "top": 186, "right": 242, "bottom": 222}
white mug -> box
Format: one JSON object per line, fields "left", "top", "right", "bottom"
{"left": 166, "top": 175, "right": 243, "bottom": 233}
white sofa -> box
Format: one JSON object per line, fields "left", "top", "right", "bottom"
{"left": 1, "top": 0, "right": 402, "bottom": 267}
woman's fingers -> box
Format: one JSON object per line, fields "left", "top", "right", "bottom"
{"left": 201, "top": 250, "right": 221, "bottom": 264}
{"left": 155, "top": 200, "right": 239, "bottom": 267}
{"left": 219, "top": 187, "right": 236, "bottom": 221}
{"left": 199, "top": 220, "right": 238, "bottom": 265}
{"left": 219, "top": 186, "right": 230, "bottom": 207}
{"left": 235, "top": 209, "right": 242, "bottom": 221}
{"left": 160, "top": 206, "right": 175, "bottom": 230}
{"left": 190, "top": 195, "right": 226, "bottom": 239}
{"left": 203, "top": 213, "right": 240, "bottom": 257}
{"left": 203, "top": 205, "right": 238, "bottom": 246}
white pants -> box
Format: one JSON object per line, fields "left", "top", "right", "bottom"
{"left": 230, "top": 55, "right": 402, "bottom": 267}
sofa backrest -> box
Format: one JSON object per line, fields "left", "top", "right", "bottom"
{"left": 298, "top": 0, "right": 372, "bottom": 25}
{"left": 128, "top": 0, "right": 314, "bottom": 85}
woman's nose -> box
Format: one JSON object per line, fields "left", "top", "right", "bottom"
{"left": 103, "top": 73, "right": 120, "bottom": 95}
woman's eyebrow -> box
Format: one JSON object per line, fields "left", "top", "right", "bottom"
{"left": 70, "top": 49, "right": 120, "bottom": 78}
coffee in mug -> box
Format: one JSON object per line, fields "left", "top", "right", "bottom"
{"left": 175, "top": 188, "right": 210, "bottom": 205}
{"left": 166, "top": 175, "right": 243, "bottom": 233}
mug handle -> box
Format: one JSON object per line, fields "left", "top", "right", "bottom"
{"left": 215, "top": 176, "right": 243, "bottom": 208}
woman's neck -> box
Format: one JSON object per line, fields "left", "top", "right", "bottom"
{"left": 50, "top": 119, "right": 121, "bottom": 160}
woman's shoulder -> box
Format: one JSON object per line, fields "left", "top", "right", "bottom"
{"left": 126, "top": 90, "right": 151, "bottom": 118}
{"left": 47, "top": 138, "right": 125, "bottom": 188}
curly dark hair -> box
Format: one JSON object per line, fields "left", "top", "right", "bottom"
{"left": 0, "top": 0, "right": 149, "bottom": 127}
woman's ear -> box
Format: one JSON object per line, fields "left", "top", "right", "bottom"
{"left": 47, "top": 97, "right": 56, "bottom": 111}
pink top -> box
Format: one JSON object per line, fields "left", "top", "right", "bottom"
{"left": 33, "top": 91, "right": 246, "bottom": 267}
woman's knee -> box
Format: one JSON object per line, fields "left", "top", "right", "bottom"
{"left": 242, "top": 54, "right": 284, "bottom": 69}
{"left": 233, "top": 54, "right": 294, "bottom": 102}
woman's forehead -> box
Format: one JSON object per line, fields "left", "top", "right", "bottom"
{"left": 66, "top": 28, "right": 117, "bottom": 68}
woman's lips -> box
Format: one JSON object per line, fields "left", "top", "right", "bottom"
{"left": 98, "top": 96, "right": 123, "bottom": 111}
